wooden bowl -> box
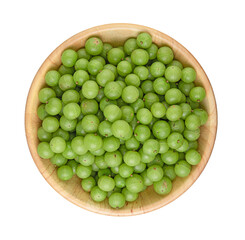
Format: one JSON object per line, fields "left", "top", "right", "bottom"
{"left": 25, "top": 23, "right": 217, "bottom": 216}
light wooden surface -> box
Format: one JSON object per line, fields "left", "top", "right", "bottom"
{"left": 25, "top": 23, "right": 218, "bottom": 216}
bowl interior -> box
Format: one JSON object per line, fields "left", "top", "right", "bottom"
{"left": 25, "top": 23, "right": 217, "bottom": 216}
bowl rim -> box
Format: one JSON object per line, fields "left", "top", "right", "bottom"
{"left": 25, "top": 23, "right": 218, "bottom": 216}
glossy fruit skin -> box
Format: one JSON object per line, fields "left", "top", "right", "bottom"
{"left": 75, "top": 58, "right": 89, "bottom": 71}
{"left": 37, "top": 127, "right": 52, "bottom": 142}
{"left": 166, "top": 105, "right": 183, "bottom": 121}
{"left": 122, "top": 86, "right": 139, "bottom": 103}
{"left": 71, "top": 136, "right": 88, "bottom": 155}
{"left": 144, "top": 92, "right": 159, "bottom": 109}
{"left": 161, "top": 150, "right": 179, "bottom": 165}
{"left": 141, "top": 80, "right": 154, "bottom": 94}
{"left": 107, "top": 187, "right": 121, "bottom": 198}
{"left": 124, "top": 38, "right": 139, "bottom": 55}
{"left": 98, "top": 175, "right": 115, "bottom": 192}
{"left": 82, "top": 80, "right": 99, "bottom": 99}
{"left": 153, "top": 77, "right": 170, "bottom": 95}
{"left": 186, "top": 97, "right": 199, "bottom": 110}
{"left": 125, "top": 74, "right": 140, "bottom": 87}
{"left": 42, "top": 117, "right": 60, "bottom": 133}
{"left": 77, "top": 152, "right": 94, "bottom": 166}
{"left": 167, "top": 132, "right": 184, "bottom": 149}
{"left": 181, "top": 67, "right": 196, "bottom": 83}
{"left": 136, "top": 32, "right": 152, "bottom": 49}
{"left": 58, "top": 65, "right": 75, "bottom": 75}
{"left": 185, "top": 149, "right": 201, "bottom": 165}
{"left": 37, "top": 142, "right": 54, "bottom": 159}
{"left": 119, "top": 163, "right": 134, "bottom": 178}
{"left": 136, "top": 108, "right": 153, "bottom": 125}
{"left": 98, "top": 120, "right": 112, "bottom": 137}
{"left": 180, "top": 103, "right": 192, "bottom": 120}
{"left": 77, "top": 48, "right": 91, "bottom": 60}
{"left": 57, "top": 165, "right": 73, "bottom": 181}
{"left": 114, "top": 174, "right": 126, "bottom": 188}
{"left": 36, "top": 32, "right": 208, "bottom": 208}
{"left": 81, "top": 99, "right": 98, "bottom": 116}
{"left": 61, "top": 49, "right": 78, "bottom": 67}
{"left": 73, "top": 70, "right": 89, "bottom": 86}
{"left": 154, "top": 177, "right": 172, "bottom": 195}
{"left": 169, "top": 119, "right": 185, "bottom": 133}
{"left": 178, "top": 80, "right": 194, "bottom": 96}
{"left": 39, "top": 88, "right": 56, "bottom": 103}
{"left": 37, "top": 104, "right": 49, "bottom": 120}
{"left": 104, "top": 104, "right": 122, "bottom": 122}
{"left": 103, "top": 136, "right": 120, "bottom": 153}
{"left": 85, "top": 37, "right": 103, "bottom": 55}
{"left": 147, "top": 165, "right": 164, "bottom": 182}
{"left": 91, "top": 56, "right": 106, "bottom": 66}
{"left": 123, "top": 151, "right": 141, "bottom": 167}
{"left": 104, "top": 82, "right": 122, "bottom": 100}
{"left": 109, "top": 193, "right": 126, "bottom": 209}
{"left": 111, "top": 120, "right": 132, "bottom": 140}
{"left": 45, "top": 70, "right": 61, "bottom": 87}
{"left": 185, "top": 114, "right": 201, "bottom": 131}
{"left": 131, "top": 49, "right": 149, "bottom": 66}
{"left": 104, "top": 151, "right": 122, "bottom": 167}
{"left": 150, "top": 61, "right": 165, "bottom": 77}
{"left": 121, "top": 106, "right": 134, "bottom": 123}
{"left": 122, "top": 188, "right": 138, "bottom": 202}
{"left": 62, "top": 142, "right": 77, "bottom": 160}
{"left": 142, "top": 139, "right": 160, "bottom": 156}
{"left": 157, "top": 46, "right": 174, "bottom": 64}
{"left": 67, "top": 160, "right": 78, "bottom": 175}
{"left": 134, "top": 162, "right": 146, "bottom": 174}
{"left": 63, "top": 103, "right": 81, "bottom": 120}
{"left": 189, "top": 87, "right": 206, "bottom": 102}
{"left": 146, "top": 43, "right": 158, "bottom": 60}
{"left": 165, "top": 88, "right": 182, "bottom": 105}
{"left": 84, "top": 134, "right": 103, "bottom": 152}
{"left": 81, "top": 177, "right": 96, "bottom": 192}
{"left": 100, "top": 43, "right": 113, "bottom": 59}
{"left": 59, "top": 74, "right": 76, "bottom": 91}
{"left": 52, "top": 85, "right": 64, "bottom": 98}
{"left": 175, "top": 160, "right": 191, "bottom": 177}
{"left": 183, "top": 128, "right": 200, "bottom": 141}
{"left": 76, "top": 165, "right": 92, "bottom": 179}
{"left": 134, "top": 125, "right": 151, "bottom": 142}
{"left": 130, "top": 99, "right": 144, "bottom": 114}
{"left": 152, "top": 120, "right": 171, "bottom": 140}
{"left": 50, "top": 154, "right": 67, "bottom": 167}
{"left": 107, "top": 48, "right": 125, "bottom": 65}
{"left": 163, "top": 165, "right": 176, "bottom": 181}
{"left": 90, "top": 186, "right": 107, "bottom": 202}
{"left": 117, "top": 61, "right": 132, "bottom": 77}
{"left": 140, "top": 170, "right": 153, "bottom": 186}
{"left": 176, "top": 139, "right": 189, "bottom": 152}
{"left": 50, "top": 136, "right": 66, "bottom": 153}
{"left": 125, "top": 174, "right": 144, "bottom": 193}
{"left": 159, "top": 140, "right": 169, "bottom": 154}
{"left": 62, "top": 90, "right": 80, "bottom": 104}
{"left": 165, "top": 66, "right": 182, "bottom": 83}
{"left": 193, "top": 109, "right": 208, "bottom": 125}
{"left": 134, "top": 66, "right": 149, "bottom": 80}
{"left": 87, "top": 60, "right": 103, "bottom": 76}
{"left": 96, "top": 69, "right": 115, "bottom": 87}
{"left": 167, "top": 60, "right": 183, "bottom": 70}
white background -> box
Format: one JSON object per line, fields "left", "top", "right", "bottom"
{"left": 0, "top": 0, "right": 244, "bottom": 239}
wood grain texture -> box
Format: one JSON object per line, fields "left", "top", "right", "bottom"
{"left": 25, "top": 23, "right": 218, "bottom": 216}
